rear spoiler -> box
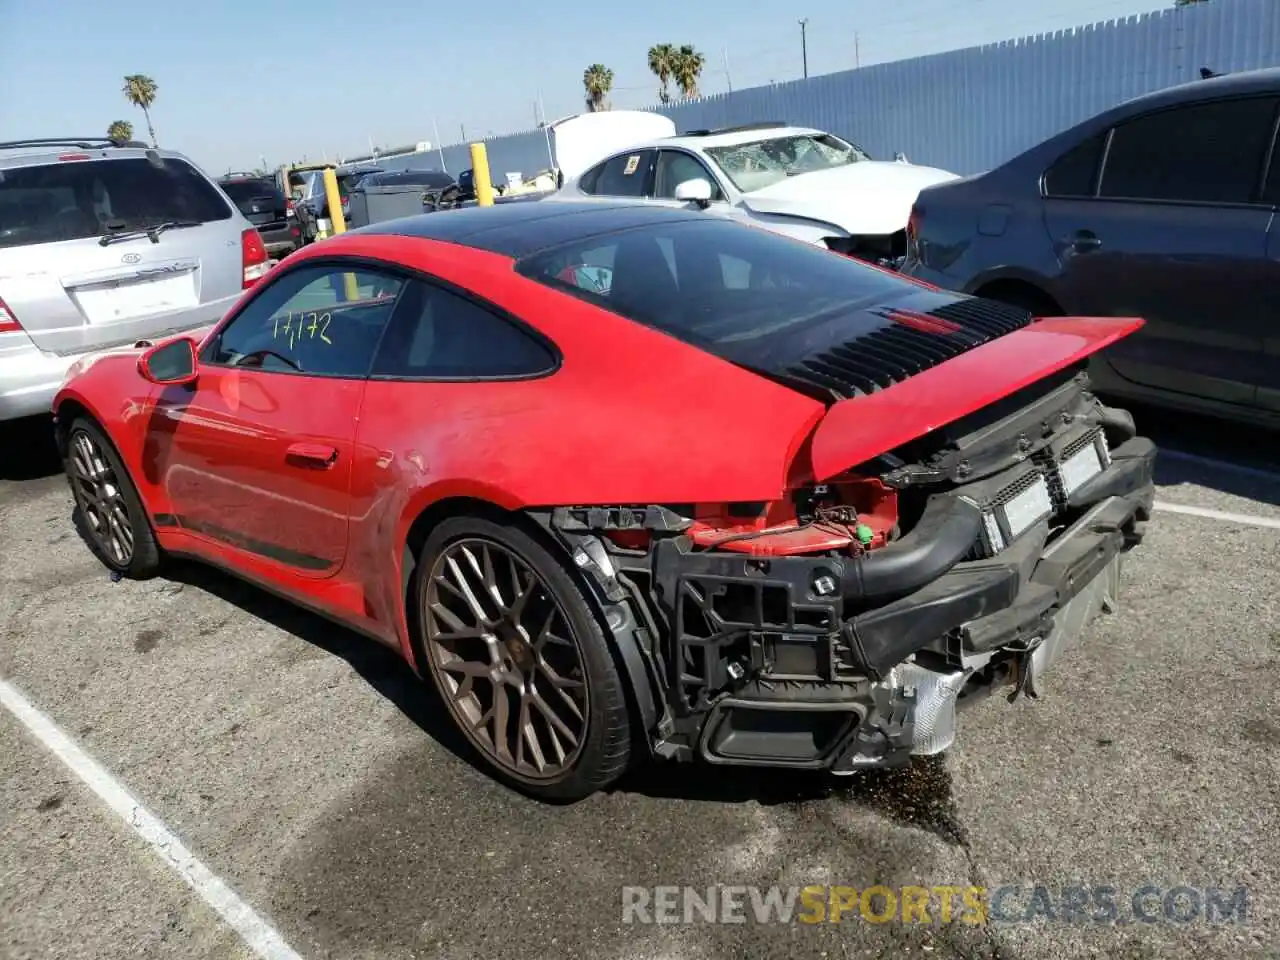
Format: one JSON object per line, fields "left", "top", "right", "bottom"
{"left": 804, "top": 316, "right": 1145, "bottom": 481}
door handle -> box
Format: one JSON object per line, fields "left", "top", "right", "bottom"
{"left": 286, "top": 442, "right": 338, "bottom": 468}
{"left": 1067, "top": 230, "right": 1102, "bottom": 254}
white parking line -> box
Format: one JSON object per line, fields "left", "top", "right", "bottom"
{"left": 1152, "top": 500, "right": 1280, "bottom": 530}
{"left": 0, "top": 678, "right": 305, "bottom": 960}
{"left": 1159, "top": 449, "right": 1280, "bottom": 484}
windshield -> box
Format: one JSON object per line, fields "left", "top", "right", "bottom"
{"left": 0, "top": 156, "right": 232, "bottom": 250}
{"left": 704, "top": 133, "right": 872, "bottom": 193}
{"left": 220, "top": 179, "right": 281, "bottom": 206}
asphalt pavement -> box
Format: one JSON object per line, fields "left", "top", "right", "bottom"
{"left": 1, "top": 406, "right": 1278, "bottom": 960}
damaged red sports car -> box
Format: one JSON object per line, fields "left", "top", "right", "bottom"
{"left": 53, "top": 202, "right": 1156, "bottom": 801}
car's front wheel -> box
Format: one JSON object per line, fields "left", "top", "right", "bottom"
{"left": 414, "top": 515, "right": 632, "bottom": 802}
{"left": 62, "top": 416, "right": 162, "bottom": 578}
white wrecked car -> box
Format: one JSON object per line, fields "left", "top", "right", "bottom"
{"left": 547, "top": 122, "right": 959, "bottom": 266}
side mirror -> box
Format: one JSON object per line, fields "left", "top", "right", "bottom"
{"left": 138, "top": 337, "right": 198, "bottom": 386}
{"left": 674, "top": 178, "right": 714, "bottom": 208}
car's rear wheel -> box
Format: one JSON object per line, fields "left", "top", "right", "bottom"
{"left": 415, "top": 516, "right": 631, "bottom": 802}
{"left": 63, "top": 417, "right": 162, "bottom": 579}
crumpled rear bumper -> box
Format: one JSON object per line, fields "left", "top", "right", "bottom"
{"left": 833, "top": 489, "right": 1141, "bottom": 772}
{"left": 689, "top": 436, "right": 1155, "bottom": 772}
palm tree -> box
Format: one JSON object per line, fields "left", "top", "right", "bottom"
{"left": 648, "top": 44, "right": 678, "bottom": 104}
{"left": 672, "top": 45, "right": 706, "bottom": 100}
{"left": 582, "top": 64, "right": 614, "bottom": 112}
{"left": 106, "top": 120, "right": 133, "bottom": 144}
{"left": 122, "top": 74, "right": 159, "bottom": 146}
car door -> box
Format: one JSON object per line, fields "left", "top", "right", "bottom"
{"left": 1041, "top": 95, "right": 1278, "bottom": 408}
{"left": 1259, "top": 159, "right": 1280, "bottom": 414}
{"left": 150, "top": 262, "right": 406, "bottom": 577}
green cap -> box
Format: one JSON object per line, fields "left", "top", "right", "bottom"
{"left": 855, "top": 524, "right": 874, "bottom": 545}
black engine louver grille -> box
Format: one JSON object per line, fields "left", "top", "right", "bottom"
{"left": 786, "top": 297, "right": 1034, "bottom": 398}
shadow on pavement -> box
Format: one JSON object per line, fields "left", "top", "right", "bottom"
{"left": 162, "top": 558, "right": 962, "bottom": 830}
{"left": 613, "top": 752, "right": 969, "bottom": 845}
{"left": 164, "top": 559, "right": 475, "bottom": 769}
{"left": 0, "top": 415, "right": 61, "bottom": 482}
{"left": 1127, "top": 400, "right": 1280, "bottom": 508}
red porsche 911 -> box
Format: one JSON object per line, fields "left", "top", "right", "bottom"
{"left": 53, "top": 201, "right": 1156, "bottom": 801}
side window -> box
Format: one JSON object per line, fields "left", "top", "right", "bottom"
{"left": 1264, "top": 129, "right": 1280, "bottom": 203}
{"left": 371, "top": 281, "right": 557, "bottom": 379}
{"left": 1042, "top": 134, "right": 1106, "bottom": 197}
{"left": 654, "top": 150, "right": 724, "bottom": 200}
{"left": 205, "top": 265, "right": 404, "bottom": 377}
{"left": 1099, "top": 97, "right": 1278, "bottom": 204}
{"left": 584, "top": 150, "right": 657, "bottom": 198}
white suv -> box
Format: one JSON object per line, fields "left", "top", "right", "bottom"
{"left": 0, "top": 137, "right": 269, "bottom": 421}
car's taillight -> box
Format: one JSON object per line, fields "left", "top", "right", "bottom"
{"left": 0, "top": 296, "right": 21, "bottom": 335}
{"left": 241, "top": 228, "right": 269, "bottom": 288}
{"left": 905, "top": 203, "right": 923, "bottom": 257}
{"left": 0, "top": 296, "right": 23, "bottom": 333}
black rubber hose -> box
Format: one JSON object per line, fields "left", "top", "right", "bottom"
{"left": 838, "top": 495, "right": 983, "bottom": 602}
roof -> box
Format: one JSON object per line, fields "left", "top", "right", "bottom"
{"left": 1111, "top": 66, "right": 1280, "bottom": 115}
{"left": 0, "top": 142, "right": 195, "bottom": 171}
{"left": 353, "top": 200, "right": 708, "bottom": 258}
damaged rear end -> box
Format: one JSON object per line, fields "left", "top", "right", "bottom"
{"left": 538, "top": 300, "right": 1154, "bottom": 773}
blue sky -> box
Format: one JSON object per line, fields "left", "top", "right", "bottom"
{"left": 1, "top": 0, "right": 1170, "bottom": 173}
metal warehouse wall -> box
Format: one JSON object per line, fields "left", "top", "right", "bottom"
{"left": 377, "top": 0, "right": 1280, "bottom": 179}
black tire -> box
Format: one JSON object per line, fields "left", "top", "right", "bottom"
{"left": 413, "top": 515, "right": 632, "bottom": 802}
{"left": 62, "top": 416, "right": 162, "bottom": 579}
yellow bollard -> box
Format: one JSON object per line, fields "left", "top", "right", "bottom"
{"left": 470, "top": 142, "right": 494, "bottom": 207}
{"left": 320, "top": 167, "right": 358, "bottom": 300}
{"left": 321, "top": 167, "right": 348, "bottom": 234}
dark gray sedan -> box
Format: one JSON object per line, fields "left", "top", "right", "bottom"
{"left": 901, "top": 67, "right": 1280, "bottom": 428}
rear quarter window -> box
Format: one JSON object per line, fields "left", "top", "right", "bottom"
{"left": 1042, "top": 134, "right": 1106, "bottom": 197}
{"left": 0, "top": 156, "right": 232, "bottom": 250}
{"left": 372, "top": 280, "right": 558, "bottom": 380}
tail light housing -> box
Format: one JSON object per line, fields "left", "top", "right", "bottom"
{"left": 241, "top": 228, "right": 269, "bottom": 288}
{"left": 0, "top": 296, "right": 23, "bottom": 333}
{"left": 905, "top": 203, "right": 923, "bottom": 260}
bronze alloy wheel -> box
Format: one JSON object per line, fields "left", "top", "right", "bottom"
{"left": 67, "top": 426, "right": 135, "bottom": 566}
{"left": 422, "top": 536, "right": 590, "bottom": 783}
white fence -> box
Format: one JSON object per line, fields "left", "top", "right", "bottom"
{"left": 375, "top": 0, "right": 1280, "bottom": 179}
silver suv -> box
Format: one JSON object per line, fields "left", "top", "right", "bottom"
{"left": 0, "top": 138, "right": 269, "bottom": 421}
